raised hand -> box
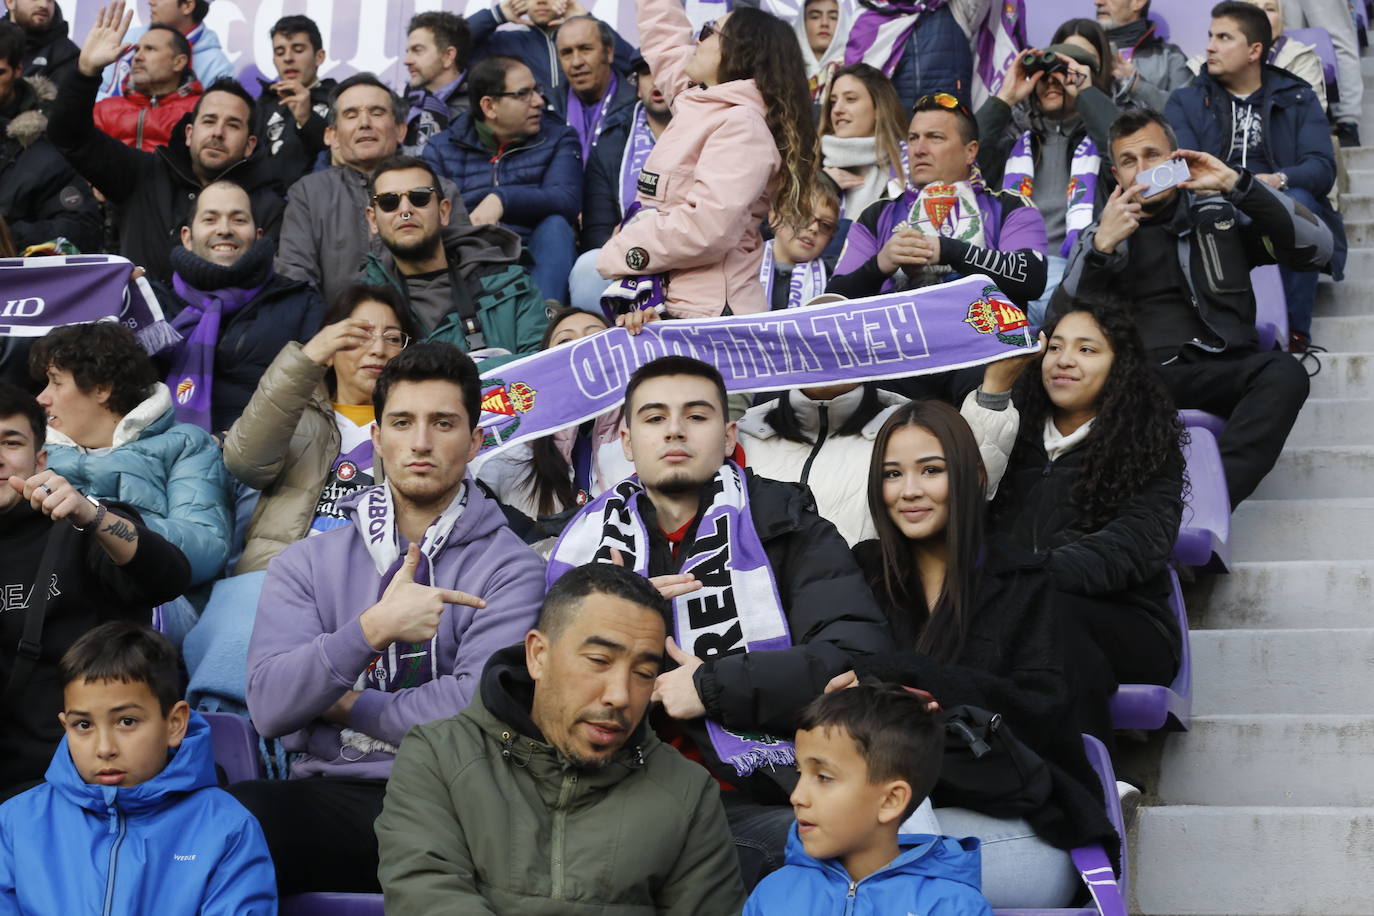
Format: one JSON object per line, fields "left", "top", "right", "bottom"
{"left": 301, "top": 317, "right": 377, "bottom": 367}
{"left": 1174, "top": 149, "right": 1240, "bottom": 195}
{"left": 271, "top": 78, "right": 313, "bottom": 126}
{"left": 981, "top": 331, "right": 1046, "bottom": 395}
{"left": 1092, "top": 183, "right": 1146, "bottom": 253}
{"left": 14, "top": 470, "right": 99, "bottom": 527}
{"left": 1054, "top": 53, "right": 1092, "bottom": 98}
{"left": 609, "top": 547, "right": 701, "bottom": 599}
{"left": 360, "top": 544, "right": 487, "bottom": 649}
{"left": 652, "top": 636, "right": 706, "bottom": 719}
{"left": 995, "top": 47, "right": 1045, "bottom": 107}
{"left": 78, "top": 1, "right": 135, "bottom": 78}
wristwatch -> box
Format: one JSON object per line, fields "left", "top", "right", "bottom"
{"left": 71, "top": 495, "right": 105, "bottom": 533}
{"left": 1276, "top": 172, "right": 1289, "bottom": 191}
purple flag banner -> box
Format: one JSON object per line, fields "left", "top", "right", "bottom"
{"left": 476, "top": 273, "right": 1035, "bottom": 456}
{"left": 0, "top": 255, "right": 178, "bottom": 353}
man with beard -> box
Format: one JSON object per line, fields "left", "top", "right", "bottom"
{"left": 92, "top": 23, "right": 200, "bottom": 151}
{"left": 545, "top": 355, "right": 893, "bottom": 888}
{"left": 376, "top": 562, "right": 747, "bottom": 914}
{"left": 48, "top": 2, "right": 284, "bottom": 283}
{"left": 229, "top": 342, "right": 545, "bottom": 896}
{"left": 401, "top": 11, "right": 470, "bottom": 155}
{"left": 360, "top": 155, "right": 544, "bottom": 366}
{"left": 1059, "top": 107, "right": 1333, "bottom": 507}
{"left": 0, "top": 0, "right": 77, "bottom": 83}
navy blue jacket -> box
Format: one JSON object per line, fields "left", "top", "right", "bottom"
{"left": 466, "top": 8, "right": 637, "bottom": 106}
{"left": 422, "top": 111, "right": 583, "bottom": 238}
{"left": 887, "top": 5, "right": 973, "bottom": 111}
{"left": 581, "top": 105, "right": 638, "bottom": 249}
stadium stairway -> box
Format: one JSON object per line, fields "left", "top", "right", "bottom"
{"left": 1124, "top": 55, "right": 1374, "bottom": 916}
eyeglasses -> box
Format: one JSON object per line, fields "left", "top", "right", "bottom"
{"left": 697, "top": 19, "right": 718, "bottom": 41}
{"left": 372, "top": 187, "right": 438, "bottom": 212}
{"left": 914, "top": 92, "right": 975, "bottom": 120}
{"left": 490, "top": 84, "right": 546, "bottom": 103}
{"left": 368, "top": 330, "right": 410, "bottom": 349}
{"left": 807, "top": 217, "right": 839, "bottom": 235}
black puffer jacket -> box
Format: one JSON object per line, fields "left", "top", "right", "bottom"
{"left": 1, "top": 5, "right": 78, "bottom": 84}
{"left": 989, "top": 423, "right": 1184, "bottom": 665}
{"left": 0, "top": 75, "right": 100, "bottom": 252}
{"left": 851, "top": 541, "right": 1119, "bottom": 860}
{"left": 47, "top": 70, "right": 287, "bottom": 283}
{"left": 253, "top": 76, "right": 336, "bottom": 185}
{"left": 646, "top": 471, "right": 895, "bottom": 804}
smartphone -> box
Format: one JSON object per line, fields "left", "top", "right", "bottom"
{"left": 1141, "top": 158, "right": 1191, "bottom": 199}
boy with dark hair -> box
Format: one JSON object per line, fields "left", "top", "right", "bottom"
{"left": 255, "top": 13, "right": 332, "bottom": 182}
{"left": 745, "top": 683, "right": 990, "bottom": 915}
{"left": 0, "top": 621, "right": 275, "bottom": 914}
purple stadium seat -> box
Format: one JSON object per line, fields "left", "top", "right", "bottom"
{"left": 1252, "top": 264, "right": 1288, "bottom": 352}
{"left": 1109, "top": 566, "right": 1193, "bottom": 732}
{"left": 1173, "top": 421, "right": 1232, "bottom": 571}
{"left": 282, "top": 894, "right": 385, "bottom": 915}
{"left": 1178, "top": 409, "right": 1225, "bottom": 439}
{"left": 203, "top": 711, "right": 265, "bottom": 784}
{"left": 1285, "top": 27, "right": 1339, "bottom": 88}
{"left": 1147, "top": 11, "right": 1170, "bottom": 41}
{"left": 993, "top": 735, "right": 1127, "bottom": 916}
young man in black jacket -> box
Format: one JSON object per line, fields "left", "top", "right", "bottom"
{"left": 254, "top": 14, "right": 335, "bottom": 185}
{"left": 1059, "top": 107, "right": 1334, "bottom": 507}
{"left": 0, "top": 382, "right": 191, "bottom": 801}
{"left": 546, "top": 356, "right": 895, "bottom": 888}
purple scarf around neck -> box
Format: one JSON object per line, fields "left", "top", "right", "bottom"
{"left": 568, "top": 72, "right": 619, "bottom": 162}
{"left": 166, "top": 274, "right": 269, "bottom": 431}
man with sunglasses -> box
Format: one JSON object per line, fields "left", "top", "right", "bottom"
{"left": 829, "top": 92, "right": 1048, "bottom": 309}
{"left": 422, "top": 55, "right": 582, "bottom": 304}
{"left": 360, "top": 154, "right": 547, "bottom": 366}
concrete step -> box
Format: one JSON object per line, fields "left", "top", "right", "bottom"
{"left": 1155, "top": 715, "right": 1374, "bottom": 806}
{"left": 1193, "top": 561, "right": 1374, "bottom": 630}
{"left": 1347, "top": 220, "right": 1374, "bottom": 248}
{"left": 1343, "top": 148, "right": 1374, "bottom": 172}
{"left": 1349, "top": 169, "right": 1374, "bottom": 190}
{"left": 1342, "top": 193, "right": 1374, "bottom": 220}
{"left": 1230, "top": 498, "right": 1374, "bottom": 562}
{"left": 1285, "top": 396, "right": 1374, "bottom": 444}
{"left": 1310, "top": 316, "right": 1374, "bottom": 349}
{"left": 1252, "top": 446, "right": 1374, "bottom": 499}
{"left": 1191, "top": 631, "right": 1374, "bottom": 715}
{"left": 1317, "top": 279, "right": 1374, "bottom": 316}
{"left": 1305, "top": 352, "right": 1374, "bottom": 399}
{"left": 1131, "top": 806, "right": 1374, "bottom": 914}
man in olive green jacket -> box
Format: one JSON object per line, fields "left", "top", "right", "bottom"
{"left": 376, "top": 563, "right": 746, "bottom": 915}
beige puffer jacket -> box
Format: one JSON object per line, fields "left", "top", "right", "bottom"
{"left": 223, "top": 341, "right": 383, "bottom": 573}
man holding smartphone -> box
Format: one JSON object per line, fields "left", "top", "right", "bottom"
{"left": 253, "top": 14, "right": 333, "bottom": 184}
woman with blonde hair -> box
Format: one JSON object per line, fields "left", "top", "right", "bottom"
{"left": 817, "top": 63, "right": 909, "bottom": 224}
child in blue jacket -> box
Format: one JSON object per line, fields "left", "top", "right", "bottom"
{"left": 0, "top": 622, "right": 276, "bottom": 915}
{"left": 745, "top": 683, "right": 992, "bottom": 915}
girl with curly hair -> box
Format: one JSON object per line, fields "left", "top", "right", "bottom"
{"left": 595, "top": 0, "right": 817, "bottom": 321}
{"left": 979, "top": 294, "right": 1186, "bottom": 744}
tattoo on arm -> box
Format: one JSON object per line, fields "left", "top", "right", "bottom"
{"left": 100, "top": 517, "right": 138, "bottom": 543}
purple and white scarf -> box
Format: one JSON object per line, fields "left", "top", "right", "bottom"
{"left": 569, "top": 73, "right": 620, "bottom": 162}
{"left": 547, "top": 462, "right": 795, "bottom": 777}
{"left": 618, "top": 103, "right": 658, "bottom": 214}
{"left": 600, "top": 201, "right": 668, "bottom": 319}
{"left": 0, "top": 255, "right": 177, "bottom": 352}
{"left": 166, "top": 274, "right": 268, "bottom": 431}
{"left": 759, "top": 239, "right": 827, "bottom": 308}
{"left": 972, "top": 0, "right": 1027, "bottom": 107}
{"left": 1002, "top": 131, "right": 1099, "bottom": 257}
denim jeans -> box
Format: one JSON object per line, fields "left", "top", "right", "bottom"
{"left": 1280, "top": 187, "right": 1324, "bottom": 338}
{"left": 1026, "top": 253, "right": 1066, "bottom": 328}
{"left": 933, "top": 807, "right": 1080, "bottom": 907}
{"left": 526, "top": 214, "right": 577, "bottom": 305}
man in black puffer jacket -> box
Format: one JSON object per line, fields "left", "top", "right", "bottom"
{"left": 0, "top": 0, "right": 78, "bottom": 84}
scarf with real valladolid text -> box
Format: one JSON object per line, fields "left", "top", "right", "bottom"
{"left": 337, "top": 481, "right": 470, "bottom": 756}
{"left": 759, "top": 239, "right": 827, "bottom": 308}
{"left": 546, "top": 463, "right": 796, "bottom": 778}
{"left": 1002, "top": 131, "right": 1099, "bottom": 257}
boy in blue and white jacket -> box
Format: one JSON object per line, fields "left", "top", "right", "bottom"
{"left": 0, "top": 622, "right": 275, "bottom": 915}
{"left": 745, "top": 683, "right": 992, "bottom": 916}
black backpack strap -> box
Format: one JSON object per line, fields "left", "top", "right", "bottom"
{"left": 1, "top": 525, "right": 70, "bottom": 708}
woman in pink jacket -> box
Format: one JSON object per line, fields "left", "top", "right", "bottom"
{"left": 595, "top": 0, "right": 817, "bottom": 319}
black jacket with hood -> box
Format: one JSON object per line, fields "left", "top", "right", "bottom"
{"left": 1, "top": 3, "right": 78, "bottom": 85}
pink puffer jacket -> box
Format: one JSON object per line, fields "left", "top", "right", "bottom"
{"left": 595, "top": 0, "right": 779, "bottom": 317}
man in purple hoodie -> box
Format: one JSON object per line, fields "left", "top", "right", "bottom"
{"left": 228, "top": 342, "right": 546, "bottom": 896}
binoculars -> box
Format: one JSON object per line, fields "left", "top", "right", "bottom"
{"left": 1020, "top": 51, "right": 1068, "bottom": 78}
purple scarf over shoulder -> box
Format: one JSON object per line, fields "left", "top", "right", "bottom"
{"left": 568, "top": 73, "right": 619, "bottom": 162}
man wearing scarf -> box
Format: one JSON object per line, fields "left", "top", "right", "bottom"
{"left": 547, "top": 355, "right": 893, "bottom": 888}
{"left": 829, "top": 93, "right": 1048, "bottom": 308}
{"left": 553, "top": 15, "right": 635, "bottom": 161}
{"left": 401, "top": 11, "right": 470, "bottom": 156}
{"left": 229, "top": 342, "right": 545, "bottom": 896}
{"left": 155, "top": 179, "right": 324, "bottom": 438}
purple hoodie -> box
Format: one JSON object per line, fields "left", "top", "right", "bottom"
{"left": 245, "top": 481, "right": 545, "bottom": 779}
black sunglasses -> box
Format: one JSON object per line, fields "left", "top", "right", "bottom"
{"left": 372, "top": 187, "right": 438, "bottom": 212}
{"left": 697, "top": 19, "right": 718, "bottom": 41}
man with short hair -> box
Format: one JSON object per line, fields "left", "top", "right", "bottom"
{"left": 553, "top": 15, "right": 634, "bottom": 157}
{"left": 49, "top": 5, "right": 284, "bottom": 283}
{"left": 377, "top": 563, "right": 748, "bottom": 913}
{"left": 1095, "top": 0, "right": 1193, "bottom": 109}
{"left": 424, "top": 56, "right": 581, "bottom": 304}
{"left": 1165, "top": 0, "right": 1343, "bottom": 351}
{"left": 97, "top": 0, "right": 232, "bottom": 100}
{"left": 546, "top": 355, "right": 894, "bottom": 886}
{"left": 467, "top": 0, "right": 635, "bottom": 101}
{"left": 0, "top": 0, "right": 78, "bottom": 84}
{"left": 1060, "top": 107, "right": 1333, "bottom": 506}
{"left": 0, "top": 380, "right": 191, "bottom": 801}
{"left": 0, "top": 20, "right": 100, "bottom": 253}
{"left": 402, "top": 11, "right": 471, "bottom": 155}
{"left": 829, "top": 94, "right": 1048, "bottom": 307}
{"left": 154, "top": 179, "right": 324, "bottom": 434}
{"left": 229, "top": 342, "right": 546, "bottom": 895}
{"left": 254, "top": 14, "right": 334, "bottom": 183}
{"left": 92, "top": 23, "right": 201, "bottom": 151}
{"left": 275, "top": 72, "right": 469, "bottom": 306}
{"left": 360, "top": 155, "right": 544, "bottom": 364}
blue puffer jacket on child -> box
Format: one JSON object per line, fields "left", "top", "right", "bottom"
{"left": 0, "top": 712, "right": 276, "bottom": 915}
{"left": 744, "top": 824, "right": 992, "bottom": 915}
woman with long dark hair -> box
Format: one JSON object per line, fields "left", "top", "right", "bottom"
{"left": 985, "top": 296, "right": 1185, "bottom": 743}
{"left": 596, "top": 0, "right": 818, "bottom": 319}
{"left": 840, "top": 398, "right": 1116, "bottom": 908}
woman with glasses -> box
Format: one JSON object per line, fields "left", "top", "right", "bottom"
{"left": 223, "top": 284, "right": 419, "bottom": 574}
{"left": 595, "top": 0, "right": 817, "bottom": 320}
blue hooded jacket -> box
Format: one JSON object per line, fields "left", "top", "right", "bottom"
{"left": 744, "top": 825, "right": 991, "bottom": 916}
{"left": 0, "top": 712, "right": 276, "bottom": 916}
